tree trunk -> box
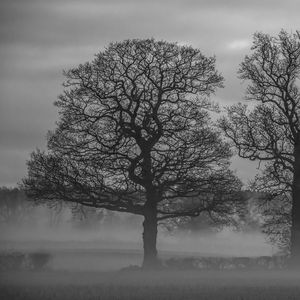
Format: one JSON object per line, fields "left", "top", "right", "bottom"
{"left": 290, "top": 142, "right": 300, "bottom": 267}
{"left": 142, "top": 201, "right": 160, "bottom": 269}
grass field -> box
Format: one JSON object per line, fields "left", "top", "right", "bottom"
{"left": 1, "top": 269, "right": 300, "bottom": 300}
{"left": 1, "top": 249, "right": 300, "bottom": 299}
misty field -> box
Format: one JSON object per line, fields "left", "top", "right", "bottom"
{"left": 1, "top": 250, "right": 300, "bottom": 300}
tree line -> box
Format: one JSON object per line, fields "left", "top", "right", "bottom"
{"left": 0, "top": 187, "right": 263, "bottom": 235}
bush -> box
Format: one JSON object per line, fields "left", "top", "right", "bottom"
{"left": 120, "top": 265, "right": 141, "bottom": 272}
{"left": 27, "top": 252, "right": 52, "bottom": 271}
{"left": 164, "top": 256, "right": 288, "bottom": 270}
{"left": 0, "top": 252, "right": 26, "bottom": 271}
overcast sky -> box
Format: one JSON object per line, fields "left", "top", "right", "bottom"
{"left": 1, "top": 0, "right": 300, "bottom": 187}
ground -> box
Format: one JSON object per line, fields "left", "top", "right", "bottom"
{"left": 1, "top": 269, "right": 300, "bottom": 300}
{"left": 1, "top": 249, "right": 300, "bottom": 299}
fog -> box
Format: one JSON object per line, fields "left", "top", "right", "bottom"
{"left": 0, "top": 204, "right": 275, "bottom": 272}
{"left": 3, "top": 201, "right": 300, "bottom": 300}
{"left": 1, "top": 218, "right": 273, "bottom": 254}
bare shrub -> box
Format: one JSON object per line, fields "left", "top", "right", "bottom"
{"left": 27, "top": 252, "right": 52, "bottom": 271}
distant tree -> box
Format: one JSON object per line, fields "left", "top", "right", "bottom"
{"left": 47, "top": 205, "right": 65, "bottom": 227}
{"left": 71, "top": 205, "right": 106, "bottom": 229}
{"left": 169, "top": 212, "right": 222, "bottom": 234}
{"left": 166, "top": 193, "right": 250, "bottom": 234}
{"left": 220, "top": 30, "right": 300, "bottom": 265}
{"left": 23, "top": 39, "right": 242, "bottom": 268}
{"left": 235, "top": 191, "right": 263, "bottom": 233}
{"left": 0, "top": 187, "right": 32, "bottom": 225}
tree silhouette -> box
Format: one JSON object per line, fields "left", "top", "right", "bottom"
{"left": 23, "top": 39, "right": 242, "bottom": 268}
{"left": 220, "top": 30, "right": 300, "bottom": 265}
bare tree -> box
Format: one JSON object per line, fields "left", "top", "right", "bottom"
{"left": 220, "top": 30, "right": 300, "bottom": 265}
{"left": 23, "top": 39, "right": 242, "bottom": 268}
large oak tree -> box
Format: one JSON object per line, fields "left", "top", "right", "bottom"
{"left": 23, "top": 39, "right": 241, "bottom": 268}
{"left": 220, "top": 30, "right": 300, "bottom": 265}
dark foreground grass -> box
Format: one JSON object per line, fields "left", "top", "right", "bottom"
{"left": 1, "top": 270, "right": 300, "bottom": 300}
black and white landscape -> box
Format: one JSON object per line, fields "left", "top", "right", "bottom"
{"left": 1, "top": 1, "right": 300, "bottom": 299}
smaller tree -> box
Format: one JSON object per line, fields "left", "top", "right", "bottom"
{"left": 219, "top": 30, "right": 300, "bottom": 265}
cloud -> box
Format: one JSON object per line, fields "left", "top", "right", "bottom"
{"left": 227, "top": 39, "right": 251, "bottom": 51}
{"left": 1, "top": 0, "right": 300, "bottom": 185}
